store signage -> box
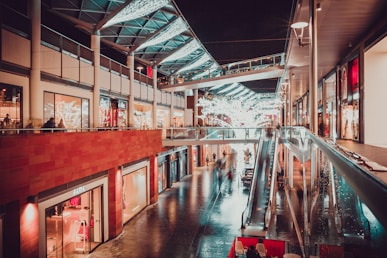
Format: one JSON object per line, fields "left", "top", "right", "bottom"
{"left": 73, "top": 186, "right": 86, "bottom": 196}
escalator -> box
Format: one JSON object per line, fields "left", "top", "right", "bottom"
{"left": 241, "top": 136, "right": 276, "bottom": 235}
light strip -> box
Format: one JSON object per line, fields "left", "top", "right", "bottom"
{"left": 234, "top": 88, "right": 250, "bottom": 98}
{"left": 177, "top": 54, "right": 211, "bottom": 74}
{"left": 209, "top": 83, "right": 233, "bottom": 91}
{"left": 225, "top": 87, "right": 244, "bottom": 96}
{"left": 103, "top": 0, "right": 170, "bottom": 28}
{"left": 217, "top": 84, "right": 237, "bottom": 94}
{"left": 137, "top": 17, "right": 188, "bottom": 50}
{"left": 191, "top": 63, "right": 219, "bottom": 79}
{"left": 161, "top": 40, "right": 200, "bottom": 63}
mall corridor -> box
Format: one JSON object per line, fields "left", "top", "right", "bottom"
{"left": 81, "top": 140, "right": 387, "bottom": 258}
{"left": 87, "top": 163, "right": 249, "bottom": 258}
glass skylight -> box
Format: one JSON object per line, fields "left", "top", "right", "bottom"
{"left": 137, "top": 17, "right": 188, "bottom": 50}
{"left": 161, "top": 40, "right": 200, "bottom": 63}
{"left": 103, "top": 0, "right": 170, "bottom": 28}
{"left": 177, "top": 54, "right": 211, "bottom": 74}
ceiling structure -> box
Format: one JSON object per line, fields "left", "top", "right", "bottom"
{"left": 40, "top": 0, "right": 294, "bottom": 99}
{"left": 40, "top": 0, "right": 387, "bottom": 103}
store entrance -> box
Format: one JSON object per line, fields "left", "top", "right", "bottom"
{"left": 45, "top": 187, "right": 102, "bottom": 257}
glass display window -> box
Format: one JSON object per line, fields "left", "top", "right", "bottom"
{"left": 44, "top": 92, "right": 89, "bottom": 129}
{"left": 122, "top": 167, "right": 148, "bottom": 224}
{"left": 45, "top": 186, "right": 102, "bottom": 257}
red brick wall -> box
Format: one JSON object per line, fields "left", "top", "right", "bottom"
{"left": 0, "top": 130, "right": 163, "bottom": 204}
{"left": 0, "top": 130, "right": 163, "bottom": 257}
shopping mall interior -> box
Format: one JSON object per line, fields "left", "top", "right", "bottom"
{"left": 0, "top": 0, "right": 387, "bottom": 257}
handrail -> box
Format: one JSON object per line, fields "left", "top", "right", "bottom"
{"left": 163, "top": 53, "right": 285, "bottom": 85}
{"left": 0, "top": 126, "right": 158, "bottom": 135}
{"left": 282, "top": 126, "right": 387, "bottom": 230}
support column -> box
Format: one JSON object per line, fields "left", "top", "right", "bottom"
{"left": 170, "top": 91, "right": 174, "bottom": 127}
{"left": 288, "top": 151, "right": 294, "bottom": 188}
{"left": 322, "top": 78, "right": 326, "bottom": 136}
{"left": 127, "top": 54, "right": 135, "bottom": 127}
{"left": 152, "top": 65, "right": 157, "bottom": 128}
{"left": 91, "top": 33, "right": 101, "bottom": 128}
{"left": 194, "top": 89, "right": 198, "bottom": 126}
{"left": 309, "top": 0, "right": 318, "bottom": 134}
{"left": 30, "top": 0, "right": 42, "bottom": 127}
{"left": 184, "top": 91, "right": 188, "bottom": 127}
{"left": 358, "top": 42, "right": 365, "bottom": 143}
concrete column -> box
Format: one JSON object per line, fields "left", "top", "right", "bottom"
{"left": 309, "top": 0, "right": 318, "bottom": 134}
{"left": 170, "top": 91, "right": 174, "bottom": 127}
{"left": 91, "top": 33, "right": 101, "bottom": 128}
{"left": 322, "top": 78, "right": 326, "bottom": 136}
{"left": 289, "top": 71, "right": 293, "bottom": 127}
{"left": 30, "top": 0, "right": 42, "bottom": 126}
{"left": 194, "top": 89, "right": 198, "bottom": 126}
{"left": 127, "top": 54, "right": 135, "bottom": 127}
{"left": 152, "top": 65, "right": 157, "bottom": 128}
{"left": 358, "top": 42, "right": 365, "bottom": 143}
{"left": 288, "top": 152, "right": 294, "bottom": 188}
{"left": 184, "top": 91, "right": 188, "bottom": 126}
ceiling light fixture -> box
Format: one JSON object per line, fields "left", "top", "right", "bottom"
{"left": 291, "top": 21, "right": 309, "bottom": 47}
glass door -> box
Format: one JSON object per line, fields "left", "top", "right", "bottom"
{"left": 45, "top": 186, "right": 103, "bottom": 257}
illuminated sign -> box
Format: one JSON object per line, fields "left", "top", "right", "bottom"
{"left": 73, "top": 186, "right": 86, "bottom": 196}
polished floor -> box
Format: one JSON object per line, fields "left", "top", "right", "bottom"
{"left": 87, "top": 162, "right": 249, "bottom": 258}
{"left": 80, "top": 140, "right": 387, "bottom": 258}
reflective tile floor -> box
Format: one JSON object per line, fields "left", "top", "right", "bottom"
{"left": 87, "top": 163, "right": 249, "bottom": 258}
{"left": 81, "top": 140, "right": 387, "bottom": 258}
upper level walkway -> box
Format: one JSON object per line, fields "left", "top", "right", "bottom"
{"left": 159, "top": 53, "right": 285, "bottom": 91}
{"left": 162, "top": 127, "right": 265, "bottom": 146}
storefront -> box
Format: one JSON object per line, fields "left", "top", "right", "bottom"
{"left": 340, "top": 58, "right": 359, "bottom": 141}
{"left": 157, "top": 147, "right": 188, "bottom": 192}
{"left": 134, "top": 102, "right": 152, "bottom": 129}
{"left": 38, "top": 176, "right": 109, "bottom": 258}
{"left": 0, "top": 83, "right": 22, "bottom": 128}
{"left": 99, "top": 96, "right": 128, "bottom": 128}
{"left": 44, "top": 91, "right": 90, "bottom": 129}
{"left": 122, "top": 160, "right": 150, "bottom": 224}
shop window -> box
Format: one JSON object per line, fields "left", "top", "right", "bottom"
{"left": 122, "top": 167, "right": 147, "bottom": 224}
{"left": 45, "top": 187, "right": 102, "bottom": 257}
{"left": 0, "top": 83, "right": 22, "bottom": 128}
{"left": 44, "top": 92, "right": 89, "bottom": 129}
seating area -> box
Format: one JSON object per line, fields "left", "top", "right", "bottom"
{"left": 229, "top": 237, "right": 285, "bottom": 258}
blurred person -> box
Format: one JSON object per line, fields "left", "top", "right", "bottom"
{"left": 57, "top": 118, "right": 66, "bottom": 131}
{"left": 41, "top": 117, "right": 56, "bottom": 132}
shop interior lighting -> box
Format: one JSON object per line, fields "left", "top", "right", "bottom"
{"left": 176, "top": 54, "right": 211, "bottom": 74}
{"left": 161, "top": 39, "right": 200, "bottom": 63}
{"left": 102, "top": 0, "right": 170, "bottom": 28}
{"left": 137, "top": 17, "right": 188, "bottom": 50}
